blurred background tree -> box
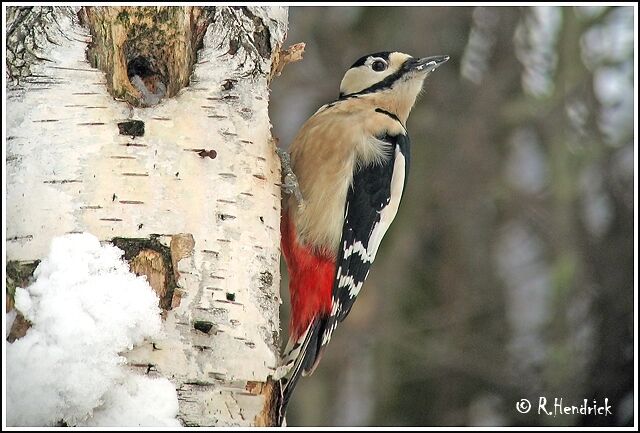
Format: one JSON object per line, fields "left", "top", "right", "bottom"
{"left": 270, "top": 6, "right": 634, "bottom": 427}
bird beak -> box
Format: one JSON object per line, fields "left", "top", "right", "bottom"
{"left": 412, "top": 55, "right": 450, "bottom": 74}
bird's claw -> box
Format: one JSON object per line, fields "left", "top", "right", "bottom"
{"left": 276, "top": 148, "right": 304, "bottom": 208}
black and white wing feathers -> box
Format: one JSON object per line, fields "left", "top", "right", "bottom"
{"left": 321, "top": 132, "right": 410, "bottom": 349}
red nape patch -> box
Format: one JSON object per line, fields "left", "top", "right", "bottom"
{"left": 281, "top": 212, "right": 336, "bottom": 339}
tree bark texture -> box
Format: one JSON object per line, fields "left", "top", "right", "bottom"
{"left": 6, "top": 6, "right": 288, "bottom": 426}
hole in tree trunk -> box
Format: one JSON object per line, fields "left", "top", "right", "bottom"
{"left": 125, "top": 54, "right": 167, "bottom": 106}
{"left": 117, "top": 120, "right": 145, "bottom": 137}
{"left": 81, "top": 6, "right": 215, "bottom": 107}
{"left": 127, "top": 56, "right": 158, "bottom": 80}
{"left": 194, "top": 320, "right": 214, "bottom": 334}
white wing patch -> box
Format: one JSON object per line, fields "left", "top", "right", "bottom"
{"left": 334, "top": 146, "right": 406, "bottom": 301}
{"left": 367, "top": 146, "right": 406, "bottom": 261}
{"left": 342, "top": 239, "right": 372, "bottom": 262}
{"left": 340, "top": 146, "right": 406, "bottom": 266}
{"left": 338, "top": 274, "right": 366, "bottom": 298}
{"left": 321, "top": 319, "right": 339, "bottom": 346}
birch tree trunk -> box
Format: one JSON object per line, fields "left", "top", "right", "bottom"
{"left": 6, "top": 6, "right": 289, "bottom": 426}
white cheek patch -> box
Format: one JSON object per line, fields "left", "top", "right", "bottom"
{"left": 339, "top": 60, "right": 405, "bottom": 96}
{"left": 340, "top": 66, "right": 379, "bottom": 96}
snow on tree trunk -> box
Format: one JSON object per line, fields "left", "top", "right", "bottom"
{"left": 6, "top": 6, "right": 289, "bottom": 426}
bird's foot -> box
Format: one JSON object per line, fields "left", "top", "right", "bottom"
{"left": 273, "top": 364, "right": 291, "bottom": 381}
{"left": 276, "top": 148, "right": 304, "bottom": 207}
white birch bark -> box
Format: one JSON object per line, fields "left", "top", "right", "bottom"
{"left": 6, "top": 6, "right": 288, "bottom": 426}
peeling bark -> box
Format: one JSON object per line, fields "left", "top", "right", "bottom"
{"left": 6, "top": 5, "right": 288, "bottom": 426}
{"left": 270, "top": 42, "right": 305, "bottom": 81}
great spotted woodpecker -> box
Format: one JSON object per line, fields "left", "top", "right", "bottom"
{"left": 277, "top": 51, "right": 449, "bottom": 419}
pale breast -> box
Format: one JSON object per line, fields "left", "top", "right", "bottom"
{"left": 286, "top": 100, "right": 403, "bottom": 253}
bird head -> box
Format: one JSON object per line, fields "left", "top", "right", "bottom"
{"left": 339, "top": 51, "right": 449, "bottom": 123}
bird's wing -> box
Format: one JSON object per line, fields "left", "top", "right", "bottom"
{"left": 318, "top": 132, "right": 411, "bottom": 359}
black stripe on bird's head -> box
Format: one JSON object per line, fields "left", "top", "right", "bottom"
{"left": 339, "top": 51, "right": 449, "bottom": 99}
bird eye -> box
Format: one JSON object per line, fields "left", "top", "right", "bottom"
{"left": 371, "top": 60, "right": 387, "bottom": 72}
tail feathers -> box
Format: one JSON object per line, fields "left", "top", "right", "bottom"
{"left": 277, "top": 316, "right": 328, "bottom": 425}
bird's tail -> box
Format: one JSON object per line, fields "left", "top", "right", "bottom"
{"left": 276, "top": 316, "right": 328, "bottom": 425}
